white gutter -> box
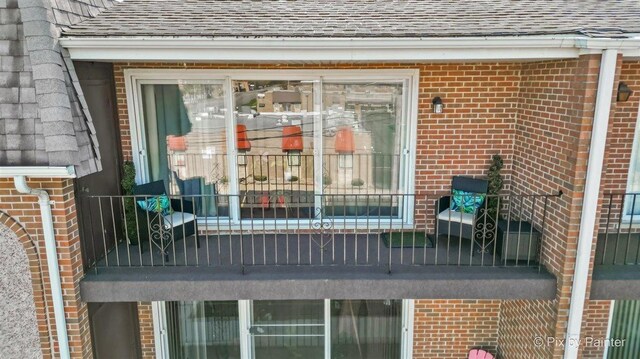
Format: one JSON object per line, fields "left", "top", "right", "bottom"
{"left": 563, "top": 49, "right": 618, "bottom": 359}
{"left": 0, "top": 166, "right": 76, "bottom": 178}
{"left": 59, "top": 35, "right": 640, "bottom": 62}
{"left": 11, "top": 167, "right": 77, "bottom": 359}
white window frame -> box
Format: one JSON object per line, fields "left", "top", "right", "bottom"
{"left": 622, "top": 100, "right": 640, "bottom": 223}
{"left": 124, "top": 69, "right": 419, "bottom": 229}
{"left": 152, "top": 299, "right": 414, "bottom": 359}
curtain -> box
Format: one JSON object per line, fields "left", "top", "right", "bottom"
{"left": 144, "top": 84, "right": 192, "bottom": 186}
{"left": 166, "top": 301, "right": 241, "bottom": 359}
{"left": 331, "top": 300, "right": 402, "bottom": 359}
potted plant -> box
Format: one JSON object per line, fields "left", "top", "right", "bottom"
{"left": 254, "top": 175, "right": 268, "bottom": 182}
{"left": 322, "top": 174, "right": 332, "bottom": 186}
{"left": 121, "top": 161, "right": 142, "bottom": 245}
{"left": 351, "top": 178, "right": 364, "bottom": 187}
{"left": 486, "top": 154, "right": 504, "bottom": 219}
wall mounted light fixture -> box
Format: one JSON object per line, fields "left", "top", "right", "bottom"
{"left": 617, "top": 82, "right": 633, "bottom": 102}
{"left": 432, "top": 97, "right": 444, "bottom": 113}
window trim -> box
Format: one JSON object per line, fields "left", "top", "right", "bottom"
{"left": 124, "top": 69, "right": 419, "bottom": 228}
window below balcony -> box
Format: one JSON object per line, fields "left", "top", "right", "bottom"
{"left": 155, "top": 299, "right": 411, "bottom": 359}
{"left": 129, "top": 70, "right": 417, "bottom": 225}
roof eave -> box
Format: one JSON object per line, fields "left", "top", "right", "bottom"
{"left": 58, "top": 35, "right": 640, "bottom": 62}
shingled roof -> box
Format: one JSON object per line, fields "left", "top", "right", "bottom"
{"left": 63, "top": 0, "right": 640, "bottom": 38}
{"left": 0, "top": 0, "right": 114, "bottom": 176}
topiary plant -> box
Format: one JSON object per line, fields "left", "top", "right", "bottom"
{"left": 486, "top": 154, "right": 504, "bottom": 219}
{"left": 121, "top": 161, "right": 140, "bottom": 245}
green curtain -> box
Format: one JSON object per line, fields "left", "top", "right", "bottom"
{"left": 148, "top": 84, "right": 192, "bottom": 185}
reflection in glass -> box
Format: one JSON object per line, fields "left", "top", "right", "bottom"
{"left": 251, "top": 300, "right": 325, "bottom": 359}
{"left": 233, "top": 81, "right": 316, "bottom": 219}
{"left": 322, "top": 82, "right": 404, "bottom": 217}
{"left": 166, "top": 301, "right": 241, "bottom": 359}
{"left": 141, "top": 82, "right": 229, "bottom": 216}
{"left": 331, "top": 300, "right": 402, "bottom": 359}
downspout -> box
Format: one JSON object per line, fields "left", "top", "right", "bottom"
{"left": 563, "top": 49, "right": 617, "bottom": 359}
{"left": 13, "top": 176, "right": 71, "bottom": 359}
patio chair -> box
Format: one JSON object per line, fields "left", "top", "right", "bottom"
{"left": 134, "top": 180, "right": 198, "bottom": 259}
{"left": 435, "top": 176, "right": 489, "bottom": 242}
{"left": 468, "top": 349, "right": 495, "bottom": 359}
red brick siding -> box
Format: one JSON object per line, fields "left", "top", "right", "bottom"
{"left": 509, "top": 55, "right": 604, "bottom": 359}
{"left": 497, "top": 300, "right": 557, "bottom": 358}
{"left": 413, "top": 300, "right": 500, "bottom": 358}
{"left": 579, "top": 300, "right": 613, "bottom": 359}
{"left": 0, "top": 178, "right": 92, "bottom": 358}
{"left": 138, "top": 302, "right": 156, "bottom": 358}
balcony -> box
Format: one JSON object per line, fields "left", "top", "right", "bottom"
{"left": 78, "top": 191, "right": 559, "bottom": 302}
{"left": 592, "top": 193, "right": 640, "bottom": 299}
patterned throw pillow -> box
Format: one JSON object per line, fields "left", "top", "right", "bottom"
{"left": 450, "top": 189, "right": 485, "bottom": 214}
{"left": 137, "top": 195, "right": 173, "bottom": 216}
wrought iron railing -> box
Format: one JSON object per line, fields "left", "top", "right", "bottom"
{"left": 78, "top": 192, "right": 561, "bottom": 273}
{"left": 596, "top": 193, "right": 640, "bottom": 265}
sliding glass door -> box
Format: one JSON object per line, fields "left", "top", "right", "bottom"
{"left": 159, "top": 299, "right": 407, "bottom": 359}
{"left": 133, "top": 71, "right": 415, "bottom": 223}
{"left": 249, "top": 300, "right": 325, "bottom": 359}
{"left": 233, "top": 80, "right": 316, "bottom": 219}
{"left": 140, "top": 80, "right": 230, "bottom": 217}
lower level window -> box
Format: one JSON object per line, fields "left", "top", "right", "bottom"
{"left": 162, "top": 299, "right": 406, "bottom": 359}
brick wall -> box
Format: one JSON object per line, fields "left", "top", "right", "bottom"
{"left": 137, "top": 302, "right": 156, "bottom": 359}
{"left": 579, "top": 300, "right": 613, "bottom": 358}
{"left": 412, "top": 299, "right": 500, "bottom": 358}
{"left": 507, "top": 55, "right": 604, "bottom": 359}
{"left": 0, "top": 178, "right": 92, "bottom": 358}
{"left": 497, "top": 300, "right": 557, "bottom": 358}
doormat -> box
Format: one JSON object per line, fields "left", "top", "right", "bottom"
{"left": 382, "top": 231, "right": 434, "bottom": 248}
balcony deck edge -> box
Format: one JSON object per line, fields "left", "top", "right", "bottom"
{"left": 80, "top": 265, "right": 556, "bottom": 302}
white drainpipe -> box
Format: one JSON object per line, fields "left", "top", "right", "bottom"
{"left": 564, "top": 49, "right": 618, "bottom": 358}
{"left": 13, "top": 176, "right": 71, "bottom": 359}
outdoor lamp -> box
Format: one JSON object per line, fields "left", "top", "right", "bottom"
{"left": 287, "top": 151, "right": 302, "bottom": 166}
{"left": 432, "top": 96, "right": 444, "bottom": 113}
{"left": 617, "top": 82, "right": 633, "bottom": 102}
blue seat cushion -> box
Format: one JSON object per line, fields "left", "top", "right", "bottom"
{"left": 450, "top": 189, "right": 485, "bottom": 214}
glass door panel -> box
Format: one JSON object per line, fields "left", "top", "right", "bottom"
{"left": 331, "top": 300, "right": 402, "bottom": 359}
{"left": 166, "top": 301, "right": 241, "bottom": 359}
{"left": 321, "top": 82, "right": 404, "bottom": 218}
{"left": 250, "top": 300, "right": 325, "bottom": 359}
{"left": 233, "top": 81, "right": 315, "bottom": 219}
{"left": 141, "top": 81, "right": 229, "bottom": 217}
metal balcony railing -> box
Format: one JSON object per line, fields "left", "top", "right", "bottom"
{"left": 78, "top": 192, "right": 561, "bottom": 273}
{"left": 596, "top": 193, "right": 640, "bottom": 266}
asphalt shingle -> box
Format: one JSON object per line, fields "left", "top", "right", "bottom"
{"left": 63, "top": 0, "right": 640, "bottom": 38}
{"left": 0, "top": 0, "right": 113, "bottom": 175}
